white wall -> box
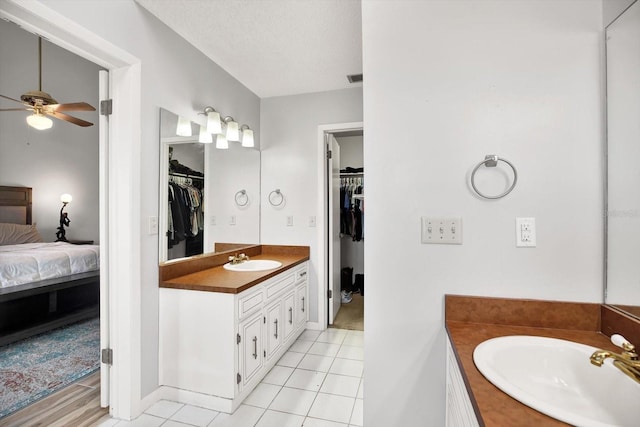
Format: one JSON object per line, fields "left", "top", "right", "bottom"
{"left": 604, "top": 0, "right": 637, "bottom": 26}
{"left": 261, "top": 88, "right": 363, "bottom": 322}
{"left": 0, "top": 19, "right": 100, "bottom": 242}
{"left": 25, "top": 0, "right": 261, "bottom": 399}
{"left": 362, "top": 1, "right": 603, "bottom": 425}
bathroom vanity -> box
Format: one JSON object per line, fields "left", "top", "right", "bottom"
{"left": 158, "top": 245, "right": 310, "bottom": 413}
{"left": 444, "top": 295, "right": 640, "bottom": 427}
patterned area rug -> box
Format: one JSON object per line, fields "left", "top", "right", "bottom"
{"left": 0, "top": 317, "right": 100, "bottom": 419}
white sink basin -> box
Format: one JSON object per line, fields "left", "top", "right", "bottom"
{"left": 473, "top": 335, "right": 640, "bottom": 427}
{"left": 223, "top": 260, "right": 282, "bottom": 272}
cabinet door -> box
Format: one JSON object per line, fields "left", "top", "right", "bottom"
{"left": 295, "top": 282, "right": 308, "bottom": 327}
{"left": 283, "top": 291, "right": 296, "bottom": 341}
{"left": 265, "top": 301, "right": 282, "bottom": 359}
{"left": 240, "top": 312, "right": 263, "bottom": 389}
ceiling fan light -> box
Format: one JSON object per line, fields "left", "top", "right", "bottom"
{"left": 176, "top": 116, "right": 192, "bottom": 137}
{"left": 26, "top": 113, "right": 53, "bottom": 130}
{"left": 198, "top": 125, "right": 213, "bottom": 143}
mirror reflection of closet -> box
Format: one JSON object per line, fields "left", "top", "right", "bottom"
{"left": 168, "top": 143, "right": 205, "bottom": 260}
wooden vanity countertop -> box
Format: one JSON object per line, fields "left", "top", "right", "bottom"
{"left": 160, "top": 246, "right": 309, "bottom": 294}
{"left": 445, "top": 295, "right": 621, "bottom": 427}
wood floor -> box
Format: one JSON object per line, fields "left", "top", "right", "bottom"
{"left": 0, "top": 371, "right": 110, "bottom": 427}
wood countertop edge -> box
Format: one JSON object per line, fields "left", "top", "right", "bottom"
{"left": 445, "top": 320, "right": 619, "bottom": 426}
{"left": 160, "top": 255, "right": 309, "bottom": 294}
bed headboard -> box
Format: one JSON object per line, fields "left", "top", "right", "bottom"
{"left": 0, "top": 186, "right": 32, "bottom": 225}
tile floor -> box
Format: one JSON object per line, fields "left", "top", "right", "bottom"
{"left": 99, "top": 328, "right": 364, "bottom": 427}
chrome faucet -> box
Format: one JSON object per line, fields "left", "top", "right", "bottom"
{"left": 228, "top": 253, "right": 250, "bottom": 265}
{"left": 590, "top": 334, "right": 640, "bottom": 383}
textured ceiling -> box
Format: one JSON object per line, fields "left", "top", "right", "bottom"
{"left": 135, "top": 0, "right": 362, "bottom": 98}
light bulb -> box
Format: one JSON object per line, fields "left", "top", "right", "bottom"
{"left": 216, "top": 133, "right": 229, "bottom": 149}
{"left": 225, "top": 118, "right": 239, "bottom": 142}
{"left": 241, "top": 127, "right": 254, "bottom": 148}
{"left": 60, "top": 193, "right": 73, "bottom": 204}
{"left": 176, "top": 116, "right": 192, "bottom": 136}
{"left": 26, "top": 113, "right": 53, "bottom": 130}
{"left": 206, "top": 110, "right": 222, "bottom": 134}
{"left": 198, "top": 125, "right": 213, "bottom": 143}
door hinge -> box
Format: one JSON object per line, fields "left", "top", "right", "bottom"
{"left": 101, "top": 348, "right": 113, "bottom": 365}
{"left": 100, "top": 99, "right": 112, "bottom": 116}
{"left": 237, "top": 372, "right": 241, "bottom": 384}
{"left": 326, "top": 149, "right": 332, "bottom": 160}
{"left": 263, "top": 350, "right": 266, "bottom": 358}
{"left": 237, "top": 333, "right": 241, "bottom": 344}
{"left": 328, "top": 289, "right": 333, "bottom": 299}
{"left": 263, "top": 316, "right": 266, "bottom": 324}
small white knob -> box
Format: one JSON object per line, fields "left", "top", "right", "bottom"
{"left": 611, "top": 334, "right": 630, "bottom": 348}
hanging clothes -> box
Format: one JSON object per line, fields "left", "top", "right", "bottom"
{"left": 168, "top": 175, "right": 204, "bottom": 248}
{"left": 339, "top": 172, "right": 364, "bottom": 241}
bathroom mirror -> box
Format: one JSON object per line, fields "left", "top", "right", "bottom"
{"left": 159, "top": 108, "right": 261, "bottom": 262}
{"left": 605, "top": 0, "right": 640, "bottom": 319}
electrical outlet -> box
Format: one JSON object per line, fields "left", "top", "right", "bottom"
{"left": 421, "top": 217, "right": 462, "bottom": 244}
{"left": 309, "top": 216, "right": 316, "bottom": 227}
{"left": 286, "top": 216, "right": 294, "bottom": 227}
{"left": 148, "top": 216, "right": 158, "bottom": 235}
{"left": 516, "top": 217, "right": 536, "bottom": 247}
{"left": 210, "top": 216, "right": 216, "bottom": 226}
{"left": 230, "top": 215, "right": 236, "bottom": 226}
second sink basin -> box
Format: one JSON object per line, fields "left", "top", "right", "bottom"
{"left": 223, "top": 259, "right": 282, "bottom": 272}
{"left": 473, "top": 335, "right": 640, "bottom": 427}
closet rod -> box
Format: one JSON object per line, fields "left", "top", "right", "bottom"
{"left": 169, "top": 172, "right": 204, "bottom": 180}
{"left": 340, "top": 172, "right": 364, "bottom": 177}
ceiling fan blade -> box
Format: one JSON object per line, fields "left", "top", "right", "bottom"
{"left": 0, "top": 108, "right": 31, "bottom": 112}
{"left": 47, "top": 102, "right": 96, "bottom": 112}
{"left": 0, "top": 94, "right": 28, "bottom": 105}
{"left": 47, "top": 111, "right": 94, "bottom": 127}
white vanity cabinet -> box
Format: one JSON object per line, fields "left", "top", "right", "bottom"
{"left": 159, "top": 261, "right": 309, "bottom": 413}
{"left": 446, "top": 336, "right": 480, "bottom": 427}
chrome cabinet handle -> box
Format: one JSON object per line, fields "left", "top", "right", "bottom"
{"left": 289, "top": 307, "right": 293, "bottom": 324}
{"left": 274, "top": 319, "right": 278, "bottom": 339}
{"left": 299, "top": 271, "right": 307, "bottom": 278}
{"left": 252, "top": 336, "right": 257, "bottom": 359}
{"left": 302, "top": 297, "right": 305, "bottom": 312}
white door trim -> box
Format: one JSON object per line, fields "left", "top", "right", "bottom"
{"left": 0, "top": 0, "right": 142, "bottom": 420}
{"left": 316, "top": 122, "right": 363, "bottom": 329}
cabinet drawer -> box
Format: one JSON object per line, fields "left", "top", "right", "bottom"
{"left": 238, "top": 288, "right": 264, "bottom": 319}
{"left": 295, "top": 266, "right": 308, "bottom": 284}
{"left": 265, "top": 271, "right": 296, "bottom": 300}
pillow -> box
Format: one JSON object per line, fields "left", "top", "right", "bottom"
{"left": 0, "top": 222, "right": 44, "bottom": 245}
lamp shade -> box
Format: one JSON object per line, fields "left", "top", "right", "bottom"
{"left": 60, "top": 193, "right": 73, "bottom": 204}
{"left": 206, "top": 110, "right": 222, "bottom": 134}
{"left": 198, "top": 125, "right": 213, "bottom": 143}
{"left": 241, "top": 128, "right": 254, "bottom": 148}
{"left": 176, "top": 116, "right": 192, "bottom": 136}
{"left": 225, "top": 118, "right": 239, "bottom": 142}
{"left": 26, "top": 113, "right": 53, "bottom": 130}
{"left": 216, "top": 133, "right": 229, "bottom": 149}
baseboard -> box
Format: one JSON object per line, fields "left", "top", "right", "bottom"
{"left": 139, "top": 386, "right": 164, "bottom": 416}
{"left": 156, "top": 386, "right": 234, "bottom": 413}
{"left": 304, "top": 321, "right": 324, "bottom": 331}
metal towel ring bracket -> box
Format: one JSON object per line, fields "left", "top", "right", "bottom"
{"left": 235, "top": 189, "right": 249, "bottom": 207}
{"left": 268, "top": 189, "right": 284, "bottom": 207}
{"left": 470, "top": 155, "right": 518, "bottom": 200}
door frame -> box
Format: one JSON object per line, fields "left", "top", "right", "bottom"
{"left": 316, "top": 122, "right": 363, "bottom": 329}
{"left": 0, "top": 0, "right": 142, "bottom": 420}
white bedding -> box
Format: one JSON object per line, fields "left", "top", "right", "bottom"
{"left": 0, "top": 242, "right": 99, "bottom": 288}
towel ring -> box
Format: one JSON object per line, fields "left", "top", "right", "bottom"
{"left": 470, "top": 155, "right": 518, "bottom": 199}
{"left": 235, "top": 189, "right": 249, "bottom": 207}
{"left": 268, "top": 189, "right": 284, "bottom": 206}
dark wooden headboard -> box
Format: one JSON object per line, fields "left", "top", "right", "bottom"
{"left": 0, "top": 186, "right": 32, "bottom": 225}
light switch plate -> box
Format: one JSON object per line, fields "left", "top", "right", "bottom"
{"left": 421, "top": 217, "right": 462, "bottom": 244}
{"left": 309, "top": 216, "right": 316, "bottom": 227}
{"left": 516, "top": 217, "right": 536, "bottom": 247}
{"left": 286, "top": 216, "right": 294, "bottom": 226}
{"left": 148, "top": 216, "right": 158, "bottom": 235}
{"left": 230, "top": 215, "right": 236, "bottom": 226}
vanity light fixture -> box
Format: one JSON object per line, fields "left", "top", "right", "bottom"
{"left": 223, "top": 116, "right": 240, "bottom": 142}
{"left": 26, "top": 112, "right": 53, "bottom": 130}
{"left": 176, "top": 115, "right": 192, "bottom": 137}
{"left": 198, "top": 125, "right": 213, "bottom": 143}
{"left": 216, "top": 132, "right": 229, "bottom": 149}
{"left": 240, "top": 125, "right": 254, "bottom": 148}
{"left": 200, "top": 106, "right": 222, "bottom": 135}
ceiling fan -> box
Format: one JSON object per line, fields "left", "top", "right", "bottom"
{"left": 0, "top": 36, "right": 96, "bottom": 130}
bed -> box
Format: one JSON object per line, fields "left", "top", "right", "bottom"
{"left": 0, "top": 186, "right": 100, "bottom": 347}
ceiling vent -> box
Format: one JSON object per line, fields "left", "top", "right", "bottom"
{"left": 347, "top": 73, "right": 363, "bottom": 83}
